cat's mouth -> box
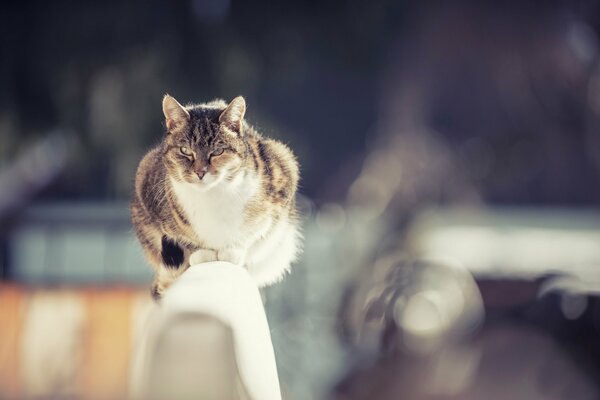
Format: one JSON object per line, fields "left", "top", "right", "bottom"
{"left": 199, "top": 173, "right": 216, "bottom": 184}
{"left": 187, "top": 173, "right": 220, "bottom": 191}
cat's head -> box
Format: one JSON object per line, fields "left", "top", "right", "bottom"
{"left": 161, "top": 95, "right": 248, "bottom": 190}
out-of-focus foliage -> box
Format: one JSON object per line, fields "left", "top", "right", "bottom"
{"left": 1, "top": 0, "right": 393, "bottom": 201}
{"left": 3, "top": 0, "right": 600, "bottom": 207}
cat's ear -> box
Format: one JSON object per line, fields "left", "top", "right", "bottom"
{"left": 219, "top": 96, "right": 246, "bottom": 133}
{"left": 162, "top": 95, "right": 190, "bottom": 132}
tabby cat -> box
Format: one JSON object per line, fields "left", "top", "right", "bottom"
{"left": 131, "top": 95, "right": 301, "bottom": 299}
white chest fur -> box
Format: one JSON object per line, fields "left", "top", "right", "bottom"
{"left": 170, "top": 173, "right": 259, "bottom": 249}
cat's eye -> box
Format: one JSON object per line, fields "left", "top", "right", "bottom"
{"left": 180, "top": 146, "right": 192, "bottom": 156}
{"left": 212, "top": 148, "right": 224, "bottom": 157}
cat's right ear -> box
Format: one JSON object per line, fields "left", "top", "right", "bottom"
{"left": 219, "top": 96, "right": 246, "bottom": 133}
{"left": 162, "top": 95, "right": 190, "bottom": 133}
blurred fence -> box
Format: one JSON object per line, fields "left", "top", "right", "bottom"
{"left": 5, "top": 203, "right": 152, "bottom": 284}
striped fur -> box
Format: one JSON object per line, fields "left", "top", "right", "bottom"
{"left": 131, "top": 96, "right": 301, "bottom": 299}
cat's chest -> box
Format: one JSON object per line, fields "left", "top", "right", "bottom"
{"left": 170, "top": 178, "right": 255, "bottom": 248}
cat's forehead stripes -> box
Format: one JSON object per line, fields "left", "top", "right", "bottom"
{"left": 182, "top": 105, "right": 224, "bottom": 148}
{"left": 188, "top": 117, "right": 219, "bottom": 146}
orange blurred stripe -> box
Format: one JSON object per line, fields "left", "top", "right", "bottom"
{"left": 83, "top": 288, "right": 133, "bottom": 399}
{"left": 0, "top": 284, "right": 25, "bottom": 397}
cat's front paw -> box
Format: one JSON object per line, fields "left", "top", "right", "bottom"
{"left": 189, "top": 248, "right": 218, "bottom": 265}
{"left": 217, "top": 248, "right": 246, "bottom": 266}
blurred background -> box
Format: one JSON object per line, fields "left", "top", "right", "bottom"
{"left": 2, "top": 0, "right": 600, "bottom": 398}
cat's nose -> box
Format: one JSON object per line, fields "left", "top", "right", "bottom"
{"left": 195, "top": 166, "right": 208, "bottom": 180}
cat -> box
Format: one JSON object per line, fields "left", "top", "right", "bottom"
{"left": 130, "top": 95, "right": 301, "bottom": 299}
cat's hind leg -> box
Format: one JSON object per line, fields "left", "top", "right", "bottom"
{"left": 151, "top": 237, "right": 190, "bottom": 300}
{"left": 153, "top": 248, "right": 218, "bottom": 299}
{"left": 152, "top": 265, "right": 186, "bottom": 300}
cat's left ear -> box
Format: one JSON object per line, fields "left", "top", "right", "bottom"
{"left": 219, "top": 96, "right": 246, "bottom": 133}
{"left": 162, "top": 95, "right": 190, "bottom": 133}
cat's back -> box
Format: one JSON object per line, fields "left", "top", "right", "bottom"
{"left": 260, "top": 137, "right": 299, "bottom": 175}
{"left": 248, "top": 134, "right": 299, "bottom": 207}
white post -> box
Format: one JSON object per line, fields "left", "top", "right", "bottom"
{"left": 130, "top": 262, "right": 282, "bottom": 400}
